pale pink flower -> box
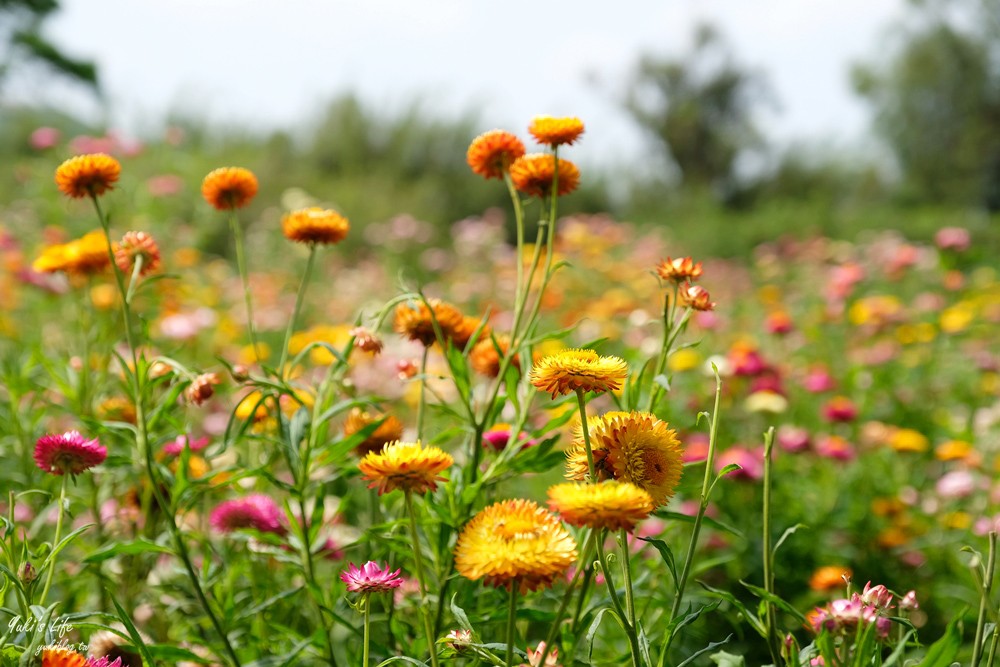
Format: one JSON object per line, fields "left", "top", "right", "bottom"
{"left": 210, "top": 495, "right": 286, "bottom": 535}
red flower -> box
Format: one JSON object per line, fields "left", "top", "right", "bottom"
{"left": 34, "top": 431, "right": 107, "bottom": 476}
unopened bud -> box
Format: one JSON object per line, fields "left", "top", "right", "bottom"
{"left": 900, "top": 590, "right": 919, "bottom": 611}
{"left": 231, "top": 364, "right": 251, "bottom": 382}
{"left": 185, "top": 373, "right": 221, "bottom": 406}
{"left": 350, "top": 327, "right": 383, "bottom": 355}
{"left": 17, "top": 561, "right": 37, "bottom": 584}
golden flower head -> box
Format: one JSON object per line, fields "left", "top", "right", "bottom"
{"left": 115, "top": 230, "right": 161, "bottom": 276}
{"left": 809, "top": 565, "right": 852, "bottom": 592}
{"left": 566, "top": 411, "right": 683, "bottom": 507}
{"left": 34, "top": 231, "right": 113, "bottom": 277}
{"left": 656, "top": 256, "right": 703, "bottom": 283}
{"left": 530, "top": 348, "right": 628, "bottom": 398}
{"left": 678, "top": 282, "right": 716, "bottom": 311}
{"left": 344, "top": 408, "right": 405, "bottom": 457}
{"left": 55, "top": 153, "right": 121, "bottom": 199}
{"left": 467, "top": 129, "right": 526, "bottom": 180}
{"left": 358, "top": 440, "right": 454, "bottom": 495}
{"left": 470, "top": 335, "right": 518, "bottom": 378}
{"left": 547, "top": 481, "right": 653, "bottom": 531}
{"left": 282, "top": 207, "right": 350, "bottom": 245}
{"left": 201, "top": 167, "right": 258, "bottom": 210}
{"left": 528, "top": 116, "right": 585, "bottom": 147}
{"left": 393, "top": 298, "right": 463, "bottom": 347}
{"left": 454, "top": 498, "right": 577, "bottom": 593}
{"left": 509, "top": 154, "right": 580, "bottom": 198}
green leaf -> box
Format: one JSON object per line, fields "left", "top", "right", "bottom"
{"left": 145, "top": 645, "right": 212, "bottom": 663}
{"left": 637, "top": 536, "right": 679, "bottom": 589}
{"left": 678, "top": 636, "right": 733, "bottom": 667}
{"left": 915, "top": 614, "right": 962, "bottom": 667}
{"left": 739, "top": 581, "right": 808, "bottom": 625}
{"left": 83, "top": 539, "right": 173, "bottom": 563}
{"left": 698, "top": 582, "right": 765, "bottom": 637}
{"left": 708, "top": 650, "right": 746, "bottom": 667}
{"left": 107, "top": 591, "right": 158, "bottom": 667}
{"left": 773, "top": 523, "right": 807, "bottom": 556}
{"left": 655, "top": 510, "right": 744, "bottom": 539}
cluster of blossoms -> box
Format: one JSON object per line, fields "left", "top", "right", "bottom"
{"left": 41, "top": 647, "right": 123, "bottom": 667}
{"left": 808, "top": 581, "right": 918, "bottom": 641}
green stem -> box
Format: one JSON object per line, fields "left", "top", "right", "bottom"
{"left": 761, "top": 427, "right": 780, "bottom": 666}
{"left": 660, "top": 368, "right": 723, "bottom": 666}
{"left": 575, "top": 389, "right": 596, "bottom": 481}
{"left": 92, "top": 196, "right": 243, "bottom": 667}
{"left": 277, "top": 243, "right": 318, "bottom": 378}
{"left": 594, "top": 531, "right": 641, "bottom": 667}
{"left": 647, "top": 302, "right": 691, "bottom": 414}
{"left": 504, "top": 172, "right": 527, "bottom": 334}
{"left": 973, "top": 532, "right": 997, "bottom": 667}
{"left": 363, "top": 594, "right": 371, "bottom": 667}
{"left": 539, "top": 532, "right": 597, "bottom": 666}
{"left": 416, "top": 346, "right": 430, "bottom": 441}
{"left": 404, "top": 491, "right": 439, "bottom": 667}
{"left": 505, "top": 582, "right": 519, "bottom": 667}
{"left": 39, "top": 474, "right": 67, "bottom": 604}
{"left": 228, "top": 211, "right": 261, "bottom": 363}
{"left": 619, "top": 528, "right": 637, "bottom": 628}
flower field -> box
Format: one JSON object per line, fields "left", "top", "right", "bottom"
{"left": 1, "top": 116, "right": 996, "bottom": 667}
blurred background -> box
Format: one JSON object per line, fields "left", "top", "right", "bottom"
{"left": 3, "top": 0, "right": 1000, "bottom": 258}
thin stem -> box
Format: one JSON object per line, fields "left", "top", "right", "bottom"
{"left": 363, "top": 594, "right": 371, "bottom": 667}
{"left": 39, "top": 474, "right": 67, "bottom": 604}
{"left": 540, "top": 532, "right": 597, "bottom": 665}
{"left": 973, "top": 532, "right": 997, "bottom": 667}
{"left": 91, "top": 196, "right": 242, "bottom": 667}
{"left": 761, "top": 427, "right": 780, "bottom": 666}
{"left": 504, "top": 172, "right": 527, "bottom": 334}
{"left": 594, "top": 532, "right": 641, "bottom": 667}
{"left": 661, "top": 369, "right": 723, "bottom": 664}
{"left": 404, "top": 491, "right": 440, "bottom": 667}
{"left": 505, "top": 582, "right": 519, "bottom": 667}
{"left": 416, "top": 346, "right": 430, "bottom": 441}
{"left": 575, "top": 389, "right": 596, "bottom": 481}
{"left": 619, "top": 528, "right": 637, "bottom": 628}
{"left": 228, "top": 211, "right": 261, "bottom": 363}
{"left": 277, "top": 243, "right": 318, "bottom": 377}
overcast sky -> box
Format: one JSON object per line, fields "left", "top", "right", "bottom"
{"left": 31, "top": 0, "right": 907, "bottom": 164}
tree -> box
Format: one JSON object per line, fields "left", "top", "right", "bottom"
{"left": 0, "top": 0, "right": 99, "bottom": 92}
{"left": 622, "top": 24, "right": 771, "bottom": 196}
{"left": 852, "top": 0, "right": 1000, "bottom": 208}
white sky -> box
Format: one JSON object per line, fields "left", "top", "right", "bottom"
{"left": 35, "top": 0, "right": 907, "bottom": 164}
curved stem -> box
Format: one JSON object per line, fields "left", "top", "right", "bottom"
{"left": 228, "top": 211, "right": 261, "bottom": 363}
{"left": 539, "top": 531, "right": 596, "bottom": 666}
{"left": 39, "top": 475, "right": 67, "bottom": 604}
{"left": 505, "top": 582, "right": 519, "bottom": 667}
{"left": 278, "top": 243, "right": 318, "bottom": 378}
{"left": 404, "top": 491, "right": 439, "bottom": 667}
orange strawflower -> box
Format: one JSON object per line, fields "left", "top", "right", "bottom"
{"left": 201, "top": 167, "right": 258, "bottom": 210}
{"left": 282, "top": 207, "right": 350, "bottom": 245}
{"left": 55, "top": 153, "right": 121, "bottom": 199}
{"left": 565, "top": 411, "right": 683, "bottom": 507}
{"left": 809, "top": 565, "right": 852, "bottom": 592}
{"left": 344, "top": 408, "right": 404, "bottom": 457}
{"left": 530, "top": 349, "right": 628, "bottom": 397}
{"left": 454, "top": 498, "right": 577, "bottom": 593}
{"left": 393, "top": 299, "right": 463, "bottom": 347}
{"left": 509, "top": 154, "right": 580, "bottom": 198}
{"left": 358, "top": 441, "right": 453, "bottom": 495}
{"left": 467, "top": 129, "right": 526, "bottom": 180}
{"left": 115, "top": 231, "right": 161, "bottom": 276}
{"left": 41, "top": 647, "right": 87, "bottom": 667}
{"left": 547, "top": 481, "right": 653, "bottom": 531}
{"left": 678, "top": 282, "right": 716, "bottom": 311}
{"left": 528, "top": 116, "right": 585, "bottom": 147}
{"left": 470, "top": 335, "right": 518, "bottom": 378}
{"left": 449, "top": 314, "right": 490, "bottom": 350}
{"left": 656, "top": 256, "right": 703, "bottom": 283}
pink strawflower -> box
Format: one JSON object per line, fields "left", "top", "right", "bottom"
{"left": 777, "top": 425, "right": 810, "bottom": 453}
{"left": 936, "top": 470, "right": 976, "bottom": 499}
{"left": 900, "top": 590, "right": 919, "bottom": 610}
{"left": 815, "top": 435, "right": 856, "bottom": 461}
{"left": 803, "top": 366, "right": 836, "bottom": 393}
{"left": 88, "top": 657, "right": 124, "bottom": 667}
{"left": 715, "top": 446, "right": 763, "bottom": 481}
{"left": 860, "top": 581, "right": 893, "bottom": 609}
{"left": 445, "top": 629, "right": 474, "bottom": 652}
{"left": 30, "top": 127, "right": 60, "bottom": 150}
{"left": 934, "top": 226, "right": 971, "bottom": 252}
{"left": 522, "top": 641, "right": 561, "bottom": 667}
{"left": 210, "top": 494, "right": 286, "bottom": 535}
{"left": 162, "top": 434, "right": 211, "bottom": 456}
{"left": 809, "top": 597, "right": 891, "bottom": 639}
{"left": 822, "top": 396, "right": 857, "bottom": 423}
{"left": 340, "top": 561, "right": 404, "bottom": 594}
{"left": 682, "top": 432, "right": 710, "bottom": 463}
{"left": 34, "top": 431, "right": 107, "bottom": 476}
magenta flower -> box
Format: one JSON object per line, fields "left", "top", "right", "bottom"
{"left": 34, "top": 431, "right": 107, "bottom": 476}
{"left": 340, "top": 561, "right": 404, "bottom": 594}
{"left": 88, "top": 657, "right": 124, "bottom": 667}
{"left": 210, "top": 494, "right": 286, "bottom": 535}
